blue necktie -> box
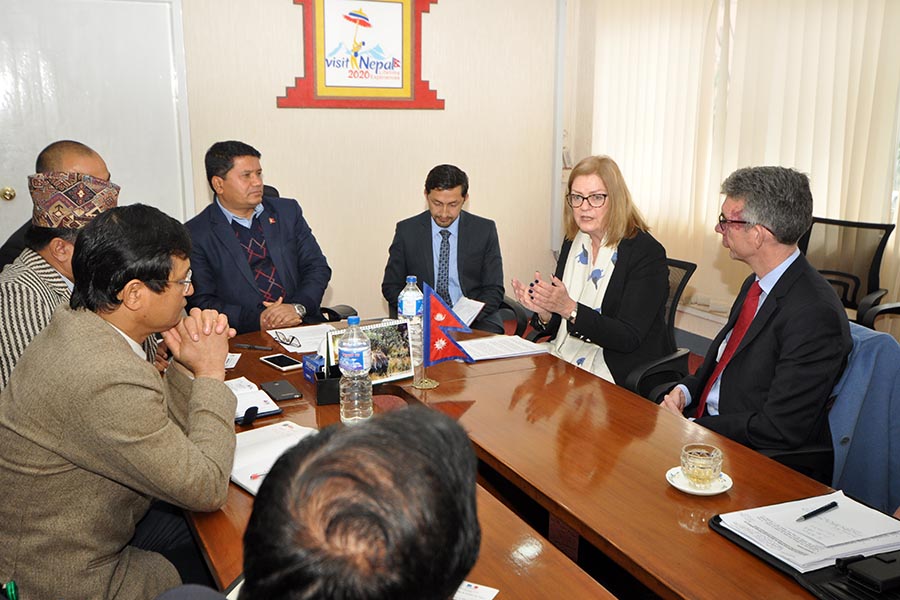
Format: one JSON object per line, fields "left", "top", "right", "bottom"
{"left": 436, "top": 229, "right": 451, "bottom": 302}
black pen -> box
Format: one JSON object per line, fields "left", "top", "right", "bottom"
{"left": 796, "top": 500, "right": 838, "bottom": 522}
{"left": 234, "top": 343, "right": 273, "bottom": 351}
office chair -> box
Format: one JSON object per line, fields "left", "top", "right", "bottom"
{"left": 860, "top": 301, "right": 900, "bottom": 330}
{"left": 623, "top": 258, "right": 696, "bottom": 401}
{"left": 263, "top": 184, "right": 357, "bottom": 323}
{"left": 765, "top": 323, "right": 900, "bottom": 513}
{"left": 798, "top": 217, "right": 895, "bottom": 322}
{"left": 498, "top": 295, "right": 529, "bottom": 337}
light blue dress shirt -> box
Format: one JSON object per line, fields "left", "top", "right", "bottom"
{"left": 215, "top": 197, "right": 264, "bottom": 228}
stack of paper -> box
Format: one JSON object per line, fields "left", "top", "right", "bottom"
{"left": 458, "top": 335, "right": 548, "bottom": 361}
{"left": 268, "top": 323, "right": 336, "bottom": 353}
{"left": 230, "top": 421, "right": 318, "bottom": 495}
{"left": 718, "top": 490, "right": 900, "bottom": 572}
{"left": 225, "top": 376, "right": 282, "bottom": 423}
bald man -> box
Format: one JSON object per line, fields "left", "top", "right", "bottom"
{"left": 0, "top": 140, "right": 119, "bottom": 388}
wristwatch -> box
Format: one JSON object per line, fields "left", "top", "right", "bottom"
{"left": 567, "top": 306, "right": 578, "bottom": 324}
{"left": 293, "top": 303, "right": 307, "bottom": 319}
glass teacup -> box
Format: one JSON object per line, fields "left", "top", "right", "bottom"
{"left": 680, "top": 443, "right": 723, "bottom": 489}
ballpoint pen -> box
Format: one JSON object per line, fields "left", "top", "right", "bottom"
{"left": 234, "top": 343, "right": 273, "bottom": 351}
{"left": 796, "top": 500, "right": 838, "bottom": 522}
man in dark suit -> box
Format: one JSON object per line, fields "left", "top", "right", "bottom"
{"left": 382, "top": 164, "right": 505, "bottom": 333}
{"left": 661, "top": 166, "right": 851, "bottom": 466}
{"left": 185, "top": 141, "right": 332, "bottom": 334}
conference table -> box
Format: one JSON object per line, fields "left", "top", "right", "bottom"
{"left": 190, "top": 329, "right": 828, "bottom": 600}
{"left": 189, "top": 332, "right": 613, "bottom": 599}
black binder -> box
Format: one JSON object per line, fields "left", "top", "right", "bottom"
{"left": 710, "top": 515, "right": 900, "bottom": 600}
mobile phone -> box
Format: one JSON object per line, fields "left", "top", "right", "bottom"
{"left": 259, "top": 353, "right": 304, "bottom": 372}
{"left": 260, "top": 379, "right": 303, "bottom": 401}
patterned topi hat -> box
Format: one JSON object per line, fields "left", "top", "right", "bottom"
{"left": 28, "top": 172, "right": 120, "bottom": 230}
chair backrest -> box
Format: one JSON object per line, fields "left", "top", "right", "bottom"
{"left": 263, "top": 184, "right": 280, "bottom": 198}
{"left": 663, "top": 258, "right": 697, "bottom": 352}
{"left": 829, "top": 322, "right": 900, "bottom": 514}
{"left": 798, "top": 217, "right": 894, "bottom": 310}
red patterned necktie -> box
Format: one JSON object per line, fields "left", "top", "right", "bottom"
{"left": 695, "top": 281, "right": 763, "bottom": 418}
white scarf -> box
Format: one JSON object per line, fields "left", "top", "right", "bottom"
{"left": 549, "top": 230, "right": 618, "bottom": 382}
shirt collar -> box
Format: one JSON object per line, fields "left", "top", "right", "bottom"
{"left": 215, "top": 196, "right": 264, "bottom": 227}
{"left": 430, "top": 214, "right": 461, "bottom": 238}
{"left": 757, "top": 247, "right": 801, "bottom": 295}
{"left": 105, "top": 322, "right": 147, "bottom": 359}
{"left": 59, "top": 272, "right": 74, "bottom": 292}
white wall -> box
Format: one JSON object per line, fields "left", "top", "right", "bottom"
{"left": 182, "top": 0, "right": 559, "bottom": 318}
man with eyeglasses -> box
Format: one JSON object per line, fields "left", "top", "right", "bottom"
{"left": 186, "top": 140, "right": 332, "bottom": 334}
{"left": 382, "top": 164, "right": 505, "bottom": 333}
{"left": 0, "top": 140, "right": 119, "bottom": 390}
{"left": 0, "top": 204, "right": 238, "bottom": 598}
{"left": 661, "top": 166, "right": 851, "bottom": 477}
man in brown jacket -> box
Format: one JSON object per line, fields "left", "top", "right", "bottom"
{"left": 0, "top": 205, "right": 238, "bottom": 599}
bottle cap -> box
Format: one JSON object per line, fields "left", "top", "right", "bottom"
{"left": 347, "top": 316, "right": 361, "bottom": 325}
{"left": 406, "top": 275, "right": 417, "bottom": 283}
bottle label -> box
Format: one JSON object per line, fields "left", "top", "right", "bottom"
{"left": 339, "top": 348, "right": 370, "bottom": 372}
{"left": 400, "top": 297, "right": 423, "bottom": 317}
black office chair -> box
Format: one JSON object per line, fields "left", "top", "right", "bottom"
{"left": 263, "top": 183, "right": 357, "bottom": 323}
{"left": 497, "top": 295, "right": 529, "bottom": 337}
{"left": 798, "top": 217, "right": 895, "bottom": 322}
{"left": 860, "top": 302, "right": 900, "bottom": 330}
{"left": 623, "top": 258, "right": 696, "bottom": 401}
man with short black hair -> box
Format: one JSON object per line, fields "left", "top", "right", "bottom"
{"left": 662, "top": 166, "right": 851, "bottom": 475}
{"left": 0, "top": 204, "right": 238, "bottom": 598}
{"left": 0, "top": 140, "right": 117, "bottom": 388}
{"left": 382, "top": 164, "right": 505, "bottom": 333}
{"left": 186, "top": 140, "right": 332, "bottom": 334}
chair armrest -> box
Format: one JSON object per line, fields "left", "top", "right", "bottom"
{"left": 623, "top": 349, "right": 690, "bottom": 398}
{"left": 759, "top": 445, "right": 834, "bottom": 486}
{"left": 860, "top": 300, "right": 900, "bottom": 329}
{"left": 856, "top": 290, "right": 888, "bottom": 324}
{"left": 320, "top": 304, "right": 358, "bottom": 322}
{"left": 499, "top": 295, "right": 530, "bottom": 337}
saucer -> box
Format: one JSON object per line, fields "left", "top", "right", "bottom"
{"left": 666, "top": 466, "right": 733, "bottom": 496}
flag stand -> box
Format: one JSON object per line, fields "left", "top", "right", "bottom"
{"left": 412, "top": 363, "right": 439, "bottom": 390}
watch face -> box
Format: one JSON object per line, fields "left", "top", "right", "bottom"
{"left": 294, "top": 304, "right": 307, "bottom": 318}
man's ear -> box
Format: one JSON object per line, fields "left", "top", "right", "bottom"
{"left": 117, "top": 279, "right": 146, "bottom": 311}
{"left": 212, "top": 175, "right": 225, "bottom": 195}
{"left": 49, "top": 238, "right": 75, "bottom": 263}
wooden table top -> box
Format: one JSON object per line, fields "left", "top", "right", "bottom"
{"left": 193, "top": 330, "right": 825, "bottom": 599}
{"left": 188, "top": 331, "right": 611, "bottom": 599}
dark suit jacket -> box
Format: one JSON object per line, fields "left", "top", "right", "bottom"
{"left": 185, "top": 196, "right": 331, "bottom": 334}
{"left": 539, "top": 229, "right": 671, "bottom": 385}
{"left": 381, "top": 211, "right": 504, "bottom": 330}
{"left": 683, "top": 254, "right": 852, "bottom": 453}
{"left": 0, "top": 221, "right": 29, "bottom": 270}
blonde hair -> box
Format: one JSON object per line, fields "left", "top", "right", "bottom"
{"left": 564, "top": 155, "right": 650, "bottom": 245}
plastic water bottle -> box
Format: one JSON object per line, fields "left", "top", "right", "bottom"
{"left": 339, "top": 316, "right": 373, "bottom": 425}
{"left": 398, "top": 276, "right": 425, "bottom": 383}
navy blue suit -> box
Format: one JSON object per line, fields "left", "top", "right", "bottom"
{"left": 185, "top": 196, "right": 331, "bottom": 334}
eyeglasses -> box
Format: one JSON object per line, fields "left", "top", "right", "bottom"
{"left": 717, "top": 214, "right": 751, "bottom": 228}
{"left": 272, "top": 330, "right": 302, "bottom": 348}
{"left": 567, "top": 192, "right": 608, "bottom": 208}
{"left": 148, "top": 269, "right": 192, "bottom": 295}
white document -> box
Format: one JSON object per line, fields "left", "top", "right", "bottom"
{"left": 453, "top": 581, "right": 500, "bottom": 600}
{"left": 268, "top": 323, "right": 336, "bottom": 352}
{"left": 225, "top": 376, "right": 282, "bottom": 422}
{"left": 459, "top": 334, "right": 548, "bottom": 361}
{"left": 224, "top": 353, "right": 240, "bottom": 369}
{"left": 230, "top": 421, "right": 318, "bottom": 495}
{"left": 718, "top": 490, "right": 900, "bottom": 572}
{"left": 452, "top": 296, "right": 485, "bottom": 327}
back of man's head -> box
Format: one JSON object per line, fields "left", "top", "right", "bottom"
{"left": 34, "top": 140, "right": 98, "bottom": 173}
{"left": 205, "top": 141, "right": 261, "bottom": 190}
{"left": 721, "top": 166, "right": 813, "bottom": 245}
{"left": 241, "top": 407, "right": 481, "bottom": 600}
{"left": 425, "top": 164, "right": 469, "bottom": 197}
{"left": 70, "top": 204, "right": 191, "bottom": 313}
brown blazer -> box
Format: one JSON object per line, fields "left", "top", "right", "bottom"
{"left": 0, "top": 307, "right": 237, "bottom": 599}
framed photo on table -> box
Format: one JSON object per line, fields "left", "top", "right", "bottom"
{"left": 327, "top": 319, "right": 413, "bottom": 384}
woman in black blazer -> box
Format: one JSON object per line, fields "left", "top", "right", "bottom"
{"left": 511, "top": 155, "right": 670, "bottom": 385}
